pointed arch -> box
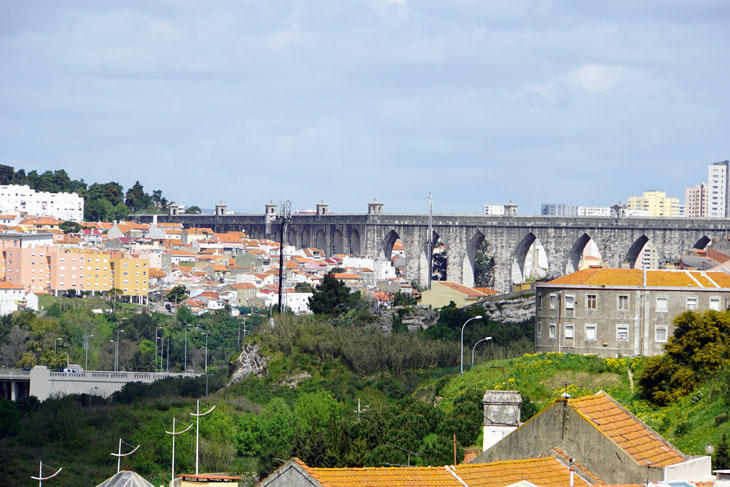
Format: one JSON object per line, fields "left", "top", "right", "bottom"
{"left": 625, "top": 235, "right": 649, "bottom": 269}
{"left": 332, "top": 229, "right": 344, "bottom": 254}
{"left": 287, "top": 227, "right": 297, "bottom": 247}
{"left": 512, "top": 233, "right": 536, "bottom": 284}
{"left": 315, "top": 229, "right": 326, "bottom": 252}
{"left": 380, "top": 230, "right": 400, "bottom": 260}
{"left": 566, "top": 233, "right": 592, "bottom": 274}
{"left": 462, "top": 231, "right": 486, "bottom": 288}
{"left": 349, "top": 229, "right": 361, "bottom": 256}
{"left": 301, "top": 227, "right": 311, "bottom": 249}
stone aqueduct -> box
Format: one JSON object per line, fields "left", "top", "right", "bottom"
{"left": 135, "top": 202, "right": 730, "bottom": 293}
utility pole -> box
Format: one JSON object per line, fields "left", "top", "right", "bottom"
{"left": 31, "top": 460, "right": 62, "bottom": 487}
{"left": 110, "top": 438, "right": 140, "bottom": 473}
{"left": 427, "top": 192, "right": 433, "bottom": 290}
{"left": 190, "top": 399, "right": 216, "bottom": 475}
{"left": 277, "top": 200, "right": 292, "bottom": 314}
{"left": 165, "top": 418, "right": 193, "bottom": 484}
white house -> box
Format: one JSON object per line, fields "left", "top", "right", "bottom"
{"left": 0, "top": 281, "right": 27, "bottom": 315}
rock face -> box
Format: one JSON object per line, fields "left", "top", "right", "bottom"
{"left": 479, "top": 294, "right": 535, "bottom": 324}
{"left": 377, "top": 306, "right": 439, "bottom": 333}
{"left": 228, "top": 343, "right": 269, "bottom": 386}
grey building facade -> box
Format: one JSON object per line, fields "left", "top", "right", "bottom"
{"left": 535, "top": 268, "right": 730, "bottom": 357}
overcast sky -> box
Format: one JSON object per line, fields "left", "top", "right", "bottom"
{"left": 1, "top": 1, "right": 728, "bottom": 214}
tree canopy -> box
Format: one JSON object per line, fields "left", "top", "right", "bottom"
{"left": 308, "top": 273, "right": 362, "bottom": 316}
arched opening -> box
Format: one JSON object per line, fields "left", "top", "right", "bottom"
{"left": 315, "top": 229, "right": 326, "bottom": 252}
{"left": 463, "top": 231, "right": 491, "bottom": 288}
{"left": 624, "top": 235, "right": 649, "bottom": 269}
{"left": 694, "top": 235, "right": 711, "bottom": 250}
{"left": 566, "top": 233, "right": 603, "bottom": 274}
{"left": 349, "top": 229, "right": 361, "bottom": 256}
{"left": 301, "top": 227, "right": 310, "bottom": 248}
{"left": 287, "top": 227, "right": 297, "bottom": 247}
{"left": 332, "top": 229, "right": 344, "bottom": 255}
{"left": 380, "top": 230, "right": 405, "bottom": 278}
{"left": 512, "top": 233, "right": 548, "bottom": 284}
{"left": 430, "top": 232, "right": 448, "bottom": 281}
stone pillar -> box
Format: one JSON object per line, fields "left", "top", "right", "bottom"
{"left": 368, "top": 199, "right": 383, "bottom": 215}
{"left": 10, "top": 381, "right": 17, "bottom": 401}
{"left": 316, "top": 201, "right": 328, "bottom": 215}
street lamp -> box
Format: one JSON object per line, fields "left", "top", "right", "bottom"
{"left": 85, "top": 334, "right": 94, "bottom": 371}
{"left": 472, "top": 336, "right": 493, "bottom": 368}
{"left": 155, "top": 327, "right": 163, "bottom": 372}
{"left": 54, "top": 338, "right": 64, "bottom": 355}
{"left": 460, "top": 316, "right": 483, "bottom": 374}
{"left": 115, "top": 329, "right": 125, "bottom": 372}
{"left": 202, "top": 332, "right": 209, "bottom": 396}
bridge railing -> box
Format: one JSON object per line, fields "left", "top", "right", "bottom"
{"left": 48, "top": 371, "right": 200, "bottom": 381}
{"left": 0, "top": 369, "right": 31, "bottom": 379}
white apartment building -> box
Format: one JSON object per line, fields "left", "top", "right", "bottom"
{"left": 708, "top": 160, "right": 730, "bottom": 217}
{"left": 577, "top": 206, "right": 611, "bottom": 216}
{"left": 0, "top": 185, "right": 84, "bottom": 221}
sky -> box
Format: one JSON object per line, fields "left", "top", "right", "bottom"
{"left": 1, "top": 1, "right": 729, "bottom": 215}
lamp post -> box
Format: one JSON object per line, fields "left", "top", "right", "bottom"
{"left": 202, "top": 332, "right": 208, "bottom": 396}
{"left": 115, "top": 329, "right": 125, "bottom": 372}
{"left": 54, "top": 338, "right": 63, "bottom": 355}
{"left": 155, "top": 327, "right": 163, "bottom": 372}
{"left": 460, "top": 316, "right": 482, "bottom": 374}
{"left": 85, "top": 334, "right": 94, "bottom": 371}
{"left": 471, "top": 336, "right": 493, "bottom": 368}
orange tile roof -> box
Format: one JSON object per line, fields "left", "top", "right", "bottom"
{"left": 149, "top": 268, "right": 166, "bottom": 278}
{"left": 0, "top": 281, "right": 24, "bottom": 290}
{"left": 295, "top": 456, "right": 593, "bottom": 487}
{"left": 210, "top": 265, "right": 228, "bottom": 272}
{"left": 569, "top": 392, "right": 685, "bottom": 467}
{"left": 548, "top": 268, "right": 643, "bottom": 286}
{"left": 473, "top": 286, "right": 499, "bottom": 295}
{"left": 437, "top": 281, "right": 486, "bottom": 297}
{"left": 332, "top": 272, "right": 361, "bottom": 280}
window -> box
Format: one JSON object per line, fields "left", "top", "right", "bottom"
{"left": 586, "top": 294, "right": 597, "bottom": 310}
{"left": 536, "top": 324, "right": 541, "bottom": 338}
{"left": 656, "top": 296, "right": 668, "bottom": 312}
{"left": 549, "top": 294, "right": 557, "bottom": 310}
{"left": 618, "top": 295, "right": 629, "bottom": 311}
{"left": 710, "top": 297, "right": 721, "bottom": 311}
{"left": 655, "top": 327, "right": 668, "bottom": 343}
{"left": 565, "top": 324, "right": 574, "bottom": 339}
{"left": 565, "top": 295, "right": 575, "bottom": 310}
{"left": 585, "top": 324, "right": 597, "bottom": 341}
{"left": 686, "top": 297, "right": 698, "bottom": 311}
{"left": 616, "top": 325, "right": 629, "bottom": 342}
{"left": 549, "top": 323, "right": 557, "bottom": 339}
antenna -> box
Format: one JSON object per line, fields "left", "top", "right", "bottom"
{"left": 110, "top": 438, "right": 140, "bottom": 473}
{"left": 353, "top": 398, "right": 370, "bottom": 422}
{"left": 190, "top": 399, "right": 216, "bottom": 475}
{"left": 427, "top": 192, "right": 433, "bottom": 290}
{"left": 165, "top": 417, "right": 193, "bottom": 484}
{"left": 31, "top": 460, "right": 62, "bottom": 487}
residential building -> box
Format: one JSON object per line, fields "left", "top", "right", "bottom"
{"left": 708, "top": 160, "right": 730, "bottom": 217}
{"left": 535, "top": 268, "right": 730, "bottom": 357}
{"left": 0, "top": 281, "right": 29, "bottom": 315}
{"left": 0, "top": 184, "right": 83, "bottom": 221}
{"left": 626, "top": 191, "right": 680, "bottom": 217}
{"left": 259, "top": 457, "right": 595, "bottom": 487}
{"left": 0, "top": 234, "right": 57, "bottom": 294}
{"left": 473, "top": 391, "right": 711, "bottom": 484}
{"left": 49, "top": 249, "right": 113, "bottom": 294}
{"left": 576, "top": 206, "right": 611, "bottom": 216}
{"left": 419, "top": 281, "right": 495, "bottom": 308}
{"left": 541, "top": 203, "right": 578, "bottom": 216}
{"left": 685, "top": 182, "right": 708, "bottom": 218}
{"left": 110, "top": 255, "right": 149, "bottom": 303}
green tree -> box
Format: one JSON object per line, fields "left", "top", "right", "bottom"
{"left": 85, "top": 198, "right": 113, "bottom": 221}
{"left": 0, "top": 164, "right": 14, "bottom": 184}
{"left": 418, "top": 433, "right": 462, "bottom": 466}
{"left": 640, "top": 310, "right": 730, "bottom": 405}
{"left": 0, "top": 399, "right": 19, "bottom": 437}
{"left": 59, "top": 221, "right": 81, "bottom": 234}
{"left": 110, "top": 202, "right": 130, "bottom": 221}
{"left": 166, "top": 286, "right": 188, "bottom": 304}
{"left": 125, "top": 181, "right": 149, "bottom": 211}
{"left": 474, "top": 240, "right": 496, "bottom": 288}
{"left": 307, "top": 273, "right": 361, "bottom": 316}
{"left": 294, "top": 282, "right": 314, "bottom": 293}
{"left": 87, "top": 182, "right": 124, "bottom": 206}
{"left": 130, "top": 339, "right": 156, "bottom": 371}
{"left": 715, "top": 433, "right": 730, "bottom": 470}
{"left": 185, "top": 206, "right": 202, "bottom": 214}
{"left": 176, "top": 305, "right": 195, "bottom": 325}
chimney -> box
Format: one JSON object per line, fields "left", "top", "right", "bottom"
{"left": 482, "top": 390, "right": 522, "bottom": 453}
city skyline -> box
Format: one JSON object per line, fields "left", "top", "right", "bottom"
{"left": 1, "top": 1, "right": 728, "bottom": 214}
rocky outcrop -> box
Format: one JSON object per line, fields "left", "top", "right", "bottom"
{"left": 478, "top": 294, "right": 535, "bottom": 324}
{"left": 228, "top": 343, "right": 269, "bottom": 386}
{"left": 278, "top": 372, "right": 312, "bottom": 388}
{"left": 376, "top": 306, "right": 439, "bottom": 333}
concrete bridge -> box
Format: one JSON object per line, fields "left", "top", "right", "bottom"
{"left": 0, "top": 366, "right": 200, "bottom": 402}
{"left": 134, "top": 201, "right": 730, "bottom": 293}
